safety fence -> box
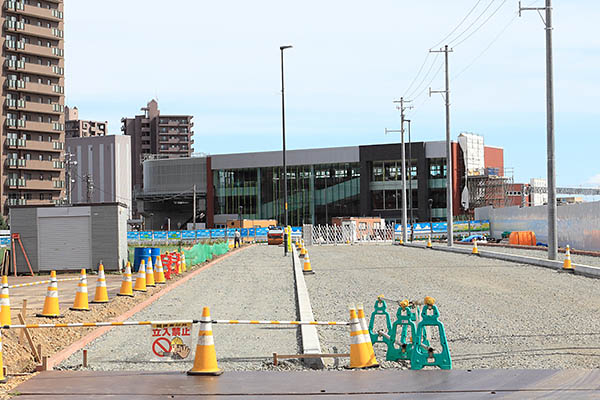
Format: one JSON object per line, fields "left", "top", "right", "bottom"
{"left": 394, "top": 220, "right": 490, "bottom": 240}
{"left": 311, "top": 224, "right": 395, "bottom": 245}
{"left": 127, "top": 227, "right": 303, "bottom": 245}
{"left": 183, "top": 242, "right": 229, "bottom": 266}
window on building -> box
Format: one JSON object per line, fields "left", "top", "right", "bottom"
{"left": 39, "top": 193, "right": 45, "bottom": 200}
{"left": 372, "top": 162, "right": 383, "bottom": 182}
{"left": 371, "top": 190, "right": 383, "bottom": 210}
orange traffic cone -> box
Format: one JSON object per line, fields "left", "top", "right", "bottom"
{"left": 117, "top": 262, "right": 134, "bottom": 297}
{"left": 181, "top": 252, "right": 187, "bottom": 272}
{"left": 187, "top": 306, "right": 222, "bottom": 376}
{"left": 0, "top": 331, "right": 6, "bottom": 383}
{"left": 0, "top": 276, "right": 10, "bottom": 326}
{"left": 36, "top": 271, "right": 61, "bottom": 318}
{"left": 349, "top": 306, "right": 378, "bottom": 369}
{"left": 357, "top": 304, "right": 378, "bottom": 367}
{"left": 299, "top": 246, "right": 307, "bottom": 258}
{"left": 426, "top": 235, "right": 433, "bottom": 248}
{"left": 133, "top": 260, "right": 147, "bottom": 292}
{"left": 563, "top": 245, "right": 573, "bottom": 271}
{"left": 303, "top": 253, "right": 314, "bottom": 275}
{"left": 70, "top": 269, "right": 90, "bottom": 311}
{"left": 91, "top": 263, "right": 109, "bottom": 303}
{"left": 146, "top": 257, "right": 156, "bottom": 287}
{"left": 154, "top": 257, "right": 166, "bottom": 284}
{"left": 472, "top": 240, "right": 479, "bottom": 255}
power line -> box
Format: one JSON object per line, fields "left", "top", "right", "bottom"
{"left": 431, "top": 0, "right": 485, "bottom": 49}
{"left": 452, "top": 12, "right": 518, "bottom": 81}
{"left": 406, "top": 53, "right": 441, "bottom": 99}
{"left": 447, "top": 0, "right": 497, "bottom": 47}
{"left": 403, "top": 52, "right": 430, "bottom": 96}
{"left": 451, "top": 0, "right": 509, "bottom": 48}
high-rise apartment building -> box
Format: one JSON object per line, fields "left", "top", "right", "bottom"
{"left": 64, "top": 106, "right": 107, "bottom": 138}
{"left": 121, "top": 99, "right": 194, "bottom": 194}
{"left": 1, "top": 0, "right": 65, "bottom": 215}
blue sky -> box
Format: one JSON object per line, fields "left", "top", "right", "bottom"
{"left": 64, "top": 0, "right": 599, "bottom": 188}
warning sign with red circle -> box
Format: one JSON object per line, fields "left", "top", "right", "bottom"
{"left": 150, "top": 322, "right": 193, "bottom": 361}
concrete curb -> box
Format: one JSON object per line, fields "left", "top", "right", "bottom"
{"left": 403, "top": 242, "right": 600, "bottom": 278}
{"left": 48, "top": 245, "right": 252, "bottom": 369}
{"left": 291, "top": 246, "right": 323, "bottom": 369}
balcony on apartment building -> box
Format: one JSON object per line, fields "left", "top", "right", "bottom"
{"left": 5, "top": 79, "right": 64, "bottom": 96}
{"left": 4, "top": 40, "right": 64, "bottom": 59}
{"left": 4, "top": 1, "right": 64, "bottom": 22}
{"left": 6, "top": 198, "right": 61, "bottom": 207}
{"left": 6, "top": 158, "right": 63, "bottom": 171}
{"left": 6, "top": 97, "right": 64, "bottom": 115}
{"left": 6, "top": 118, "right": 64, "bottom": 133}
{"left": 6, "top": 178, "right": 64, "bottom": 190}
{"left": 5, "top": 59, "right": 64, "bottom": 77}
{"left": 5, "top": 137, "right": 64, "bottom": 152}
{"left": 4, "top": 19, "right": 64, "bottom": 40}
{"left": 158, "top": 119, "right": 191, "bottom": 126}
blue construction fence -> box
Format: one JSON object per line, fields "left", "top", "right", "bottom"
{"left": 394, "top": 220, "right": 490, "bottom": 237}
{"left": 127, "top": 227, "right": 303, "bottom": 243}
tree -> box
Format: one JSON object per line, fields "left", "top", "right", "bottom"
{"left": 0, "top": 215, "right": 9, "bottom": 230}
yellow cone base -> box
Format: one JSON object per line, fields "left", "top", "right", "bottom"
{"left": 562, "top": 261, "right": 574, "bottom": 271}
{"left": 146, "top": 283, "right": 156, "bottom": 288}
{"left": 303, "top": 270, "right": 315, "bottom": 275}
{"left": 133, "top": 288, "right": 147, "bottom": 292}
{"left": 187, "top": 369, "right": 223, "bottom": 376}
{"left": 90, "top": 300, "right": 109, "bottom": 304}
{"left": 69, "top": 306, "right": 91, "bottom": 311}
{"left": 117, "top": 292, "right": 134, "bottom": 297}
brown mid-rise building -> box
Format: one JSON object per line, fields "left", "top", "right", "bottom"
{"left": 121, "top": 99, "right": 194, "bottom": 195}
{"left": 64, "top": 105, "right": 107, "bottom": 138}
{"left": 1, "top": 0, "right": 65, "bottom": 215}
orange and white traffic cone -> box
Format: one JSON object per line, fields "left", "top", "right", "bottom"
{"left": 91, "top": 263, "right": 109, "bottom": 303}
{"left": 426, "top": 235, "right": 433, "bottom": 248}
{"left": 299, "top": 246, "right": 307, "bottom": 258}
{"left": 37, "top": 271, "right": 61, "bottom": 318}
{"left": 181, "top": 252, "right": 187, "bottom": 272}
{"left": 357, "top": 304, "right": 378, "bottom": 367}
{"left": 146, "top": 256, "right": 156, "bottom": 287}
{"left": 472, "top": 240, "right": 479, "bottom": 255}
{"left": 303, "top": 253, "right": 314, "bottom": 275}
{"left": 187, "top": 306, "right": 222, "bottom": 376}
{"left": 154, "top": 257, "right": 166, "bottom": 284}
{"left": 0, "top": 276, "right": 11, "bottom": 326}
{"left": 133, "top": 260, "right": 147, "bottom": 292}
{"left": 70, "top": 269, "right": 90, "bottom": 311}
{"left": 563, "top": 245, "right": 574, "bottom": 271}
{"left": 117, "top": 262, "right": 134, "bottom": 297}
{"left": 348, "top": 306, "right": 378, "bottom": 369}
{"left": 0, "top": 331, "right": 6, "bottom": 383}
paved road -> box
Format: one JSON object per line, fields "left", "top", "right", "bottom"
{"left": 59, "top": 245, "right": 299, "bottom": 372}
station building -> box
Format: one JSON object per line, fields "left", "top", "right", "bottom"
{"left": 135, "top": 137, "right": 504, "bottom": 229}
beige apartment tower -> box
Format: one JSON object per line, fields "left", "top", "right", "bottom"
{"left": 1, "top": 0, "right": 65, "bottom": 215}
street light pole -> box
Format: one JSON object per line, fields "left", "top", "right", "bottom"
{"left": 280, "top": 45, "right": 292, "bottom": 255}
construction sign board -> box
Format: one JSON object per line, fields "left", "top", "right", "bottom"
{"left": 150, "top": 322, "right": 193, "bottom": 361}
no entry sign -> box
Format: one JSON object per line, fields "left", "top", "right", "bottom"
{"left": 150, "top": 322, "right": 193, "bottom": 360}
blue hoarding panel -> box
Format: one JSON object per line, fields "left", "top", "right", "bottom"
{"left": 181, "top": 231, "right": 196, "bottom": 239}
{"left": 196, "top": 230, "right": 210, "bottom": 238}
{"left": 153, "top": 231, "right": 167, "bottom": 240}
{"left": 139, "top": 231, "right": 153, "bottom": 240}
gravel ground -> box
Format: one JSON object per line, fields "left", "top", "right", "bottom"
{"left": 58, "top": 245, "right": 301, "bottom": 372}
{"left": 306, "top": 244, "right": 600, "bottom": 369}
{"left": 468, "top": 244, "right": 600, "bottom": 268}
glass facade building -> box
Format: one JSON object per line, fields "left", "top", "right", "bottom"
{"left": 214, "top": 163, "right": 360, "bottom": 226}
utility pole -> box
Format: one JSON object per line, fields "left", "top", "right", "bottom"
{"left": 430, "top": 45, "right": 454, "bottom": 247}
{"left": 519, "top": 0, "right": 557, "bottom": 260}
{"left": 392, "top": 98, "right": 412, "bottom": 243}
{"left": 406, "top": 119, "right": 414, "bottom": 238}
{"left": 192, "top": 184, "right": 196, "bottom": 231}
{"left": 85, "top": 174, "right": 94, "bottom": 203}
{"left": 280, "top": 45, "right": 292, "bottom": 256}
{"left": 63, "top": 152, "right": 76, "bottom": 205}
